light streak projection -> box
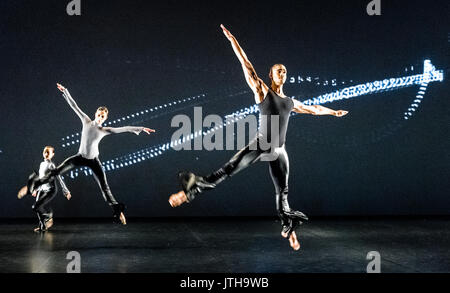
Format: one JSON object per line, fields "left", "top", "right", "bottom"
{"left": 60, "top": 60, "right": 444, "bottom": 179}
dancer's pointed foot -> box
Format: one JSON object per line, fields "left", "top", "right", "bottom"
{"left": 279, "top": 209, "right": 307, "bottom": 250}
{"left": 112, "top": 203, "right": 127, "bottom": 225}
{"left": 289, "top": 231, "right": 300, "bottom": 251}
{"left": 169, "top": 190, "right": 188, "bottom": 207}
{"left": 119, "top": 212, "right": 127, "bottom": 225}
{"left": 45, "top": 218, "right": 53, "bottom": 230}
{"left": 281, "top": 230, "right": 300, "bottom": 250}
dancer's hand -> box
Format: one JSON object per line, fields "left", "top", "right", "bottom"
{"left": 17, "top": 186, "right": 28, "bottom": 199}
{"left": 143, "top": 128, "right": 156, "bottom": 135}
{"left": 334, "top": 110, "right": 348, "bottom": 117}
{"left": 56, "top": 83, "right": 66, "bottom": 92}
{"left": 32, "top": 191, "right": 37, "bottom": 197}
{"left": 65, "top": 193, "right": 72, "bottom": 200}
{"left": 220, "top": 24, "right": 233, "bottom": 41}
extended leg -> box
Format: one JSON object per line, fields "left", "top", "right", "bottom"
{"left": 29, "top": 154, "right": 83, "bottom": 192}
{"left": 169, "top": 139, "right": 265, "bottom": 206}
{"left": 269, "top": 146, "right": 308, "bottom": 250}
{"left": 88, "top": 158, "right": 125, "bottom": 224}
{"left": 32, "top": 187, "right": 57, "bottom": 232}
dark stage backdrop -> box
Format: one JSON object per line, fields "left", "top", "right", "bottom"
{"left": 0, "top": 0, "right": 448, "bottom": 218}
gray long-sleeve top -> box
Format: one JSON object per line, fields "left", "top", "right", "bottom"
{"left": 62, "top": 88, "right": 144, "bottom": 159}
{"left": 38, "top": 160, "right": 70, "bottom": 195}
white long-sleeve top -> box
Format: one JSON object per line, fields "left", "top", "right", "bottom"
{"left": 62, "top": 88, "right": 144, "bottom": 159}
{"left": 38, "top": 160, "right": 70, "bottom": 195}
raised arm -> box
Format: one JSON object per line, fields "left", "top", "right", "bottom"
{"left": 57, "top": 83, "right": 90, "bottom": 123}
{"left": 102, "top": 126, "right": 156, "bottom": 136}
{"left": 221, "top": 24, "right": 268, "bottom": 103}
{"left": 292, "top": 99, "right": 348, "bottom": 117}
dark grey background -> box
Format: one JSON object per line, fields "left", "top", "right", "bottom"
{"left": 0, "top": 0, "right": 449, "bottom": 218}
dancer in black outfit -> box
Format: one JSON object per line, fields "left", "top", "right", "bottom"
{"left": 169, "top": 25, "right": 348, "bottom": 250}
{"left": 18, "top": 146, "right": 72, "bottom": 232}
{"left": 29, "top": 83, "right": 156, "bottom": 225}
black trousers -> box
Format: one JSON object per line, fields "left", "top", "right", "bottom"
{"left": 205, "top": 138, "right": 294, "bottom": 226}
{"left": 38, "top": 154, "right": 119, "bottom": 206}
{"left": 32, "top": 184, "right": 57, "bottom": 230}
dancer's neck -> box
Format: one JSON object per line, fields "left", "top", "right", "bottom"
{"left": 271, "top": 83, "right": 286, "bottom": 97}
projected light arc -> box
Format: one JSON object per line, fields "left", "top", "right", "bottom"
{"left": 60, "top": 60, "right": 444, "bottom": 179}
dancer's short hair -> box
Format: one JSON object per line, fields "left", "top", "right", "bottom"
{"left": 97, "top": 106, "right": 109, "bottom": 115}
{"left": 43, "top": 146, "right": 54, "bottom": 154}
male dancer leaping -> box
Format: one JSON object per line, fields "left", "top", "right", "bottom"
{"left": 29, "top": 83, "right": 155, "bottom": 225}
{"left": 18, "top": 146, "right": 72, "bottom": 232}
{"left": 169, "top": 25, "right": 348, "bottom": 250}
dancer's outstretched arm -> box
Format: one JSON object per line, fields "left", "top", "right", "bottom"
{"left": 57, "top": 83, "right": 91, "bottom": 122}
{"left": 292, "top": 99, "right": 348, "bottom": 117}
{"left": 221, "top": 24, "right": 268, "bottom": 103}
{"left": 102, "top": 126, "right": 155, "bottom": 136}
{"left": 50, "top": 162, "right": 71, "bottom": 200}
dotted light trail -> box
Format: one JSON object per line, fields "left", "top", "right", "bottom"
{"left": 403, "top": 60, "right": 437, "bottom": 120}
{"left": 61, "top": 93, "right": 207, "bottom": 148}
{"left": 62, "top": 60, "right": 444, "bottom": 179}
{"left": 301, "top": 61, "right": 443, "bottom": 106}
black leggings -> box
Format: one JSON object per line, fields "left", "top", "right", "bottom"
{"left": 205, "top": 138, "right": 294, "bottom": 225}
{"left": 37, "top": 154, "right": 118, "bottom": 206}
{"left": 32, "top": 185, "right": 57, "bottom": 229}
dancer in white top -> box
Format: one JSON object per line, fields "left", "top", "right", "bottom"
{"left": 18, "top": 146, "right": 71, "bottom": 232}
{"left": 29, "top": 83, "right": 155, "bottom": 225}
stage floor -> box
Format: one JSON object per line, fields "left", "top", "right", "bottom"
{"left": 0, "top": 218, "right": 449, "bottom": 273}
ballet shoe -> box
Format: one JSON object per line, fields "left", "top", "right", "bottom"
{"left": 112, "top": 203, "right": 127, "bottom": 225}
{"left": 289, "top": 231, "right": 301, "bottom": 251}
{"left": 33, "top": 223, "right": 46, "bottom": 233}
{"left": 169, "top": 190, "right": 188, "bottom": 207}
{"left": 33, "top": 227, "right": 44, "bottom": 233}
{"left": 44, "top": 218, "right": 53, "bottom": 230}
{"left": 119, "top": 212, "right": 127, "bottom": 225}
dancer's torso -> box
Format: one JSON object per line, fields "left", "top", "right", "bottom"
{"left": 258, "top": 88, "right": 294, "bottom": 147}
{"left": 79, "top": 120, "right": 107, "bottom": 159}
{"left": 38, "top": 160, "right": 56, "bottom": 191}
